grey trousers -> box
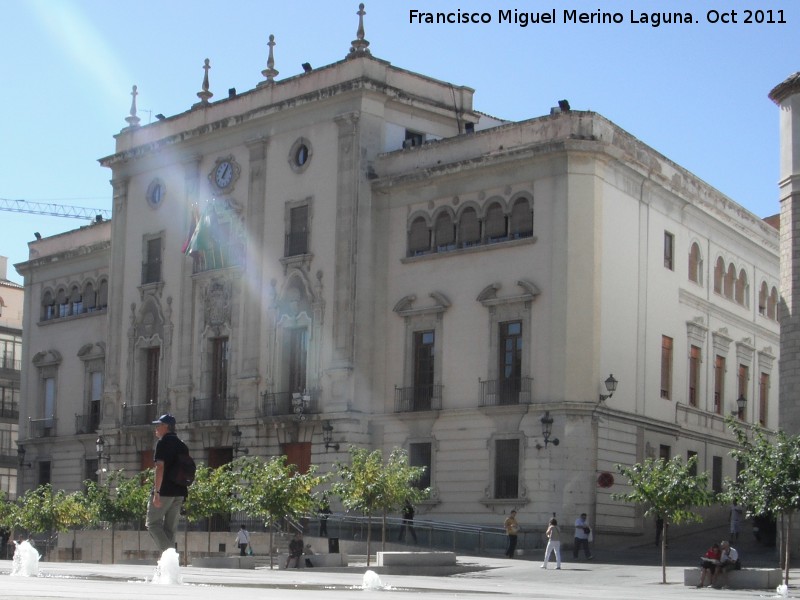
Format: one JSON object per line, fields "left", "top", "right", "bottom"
{"left": 146, "top": 495, "right": 184, "bottom": 552}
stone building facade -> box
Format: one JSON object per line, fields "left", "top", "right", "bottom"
{"left": 15, "top": 9, "right": 780, "bottom": 539}
{"left": 0, "top": 256, "right": 23, "bottom": 499}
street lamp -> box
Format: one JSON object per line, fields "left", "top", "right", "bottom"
{"left": 322, "top": 421, "right": 340, "bottom": 452}
{"left": 232, "top": 425, "right": 249, "bottom": 456}
{"left": 536, "top": 411, "right": 560, "bottom": 450}
{"left": 599, "top": 374, "right": 618, "bottom": 403}
{"left": 96, "top": 436, "right": 111, "bottom": 482}
{"left": 735, "top": 395, "right": 747, "bottom": 419}
{"left": 17, "top": 445, "right": 31, "bottom": 469}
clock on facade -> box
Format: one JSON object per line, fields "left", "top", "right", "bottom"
{"left": 210, "top": 156, "right": 240, "bottom": 192}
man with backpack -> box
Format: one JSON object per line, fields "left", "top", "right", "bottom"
{"left": 146, "top": 413, "right": 191, "bottom": 552}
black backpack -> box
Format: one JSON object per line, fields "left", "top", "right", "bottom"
{"left": 169, "top": 451, "right": 196, "bottom": 487}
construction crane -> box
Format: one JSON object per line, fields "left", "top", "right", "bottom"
{"left": 0, "top": 198, "right": 111, "bottom": 221}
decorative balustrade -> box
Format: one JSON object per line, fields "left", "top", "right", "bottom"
{"left": 394, "top": 384, "right": 443, "bottom": 412}
{"left": 189, "top": 396, "right": 238, "bottom": 422}
{"left": 479, "top": 377, "right": 533, "bottom": 406}
{"left": 261, "top": 389, "right": 320, "bottom": 420}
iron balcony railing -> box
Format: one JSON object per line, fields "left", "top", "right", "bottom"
{"left": 75, "top": 411, "right": 100, "bottom": 435}
{"left": 261, "top": 389, "right": 320, "bottom": 419}
{"left": 0, "top": 403, "right": 19, "bottom": 421}
{"left": 284, "top": 231, "right": 309, "bottom": 257}
{"left": 394, "top": 384, "right": 443, "bottom": 412}
{"left": 189, "top": 395, "right": 238, "bottom": 422}
{"left": 190, "top": 241, "right": 245, "bottom": 274}
{"left": 29, "top": 417, "right": 56, "bottom": 438}
{"left": 122, "top": 402, "right": 158, "bottom": 426}
{"left": 0, "top": 357, "right": 21, "bottom": 372}
{"left": 479, "top": 377, "right": 533, "bottom": 406}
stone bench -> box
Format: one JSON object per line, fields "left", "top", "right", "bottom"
{"left": 192, "top": 556, "right": 256, "bottom": 569}
{"left": 278, "top": 553, "right": 349, "bottom": 569}
{"left": 377, "top": 551, "right": 456, "bottom": 567}
{"left": 684, "top": 567, "right": 782, "bottom": 589}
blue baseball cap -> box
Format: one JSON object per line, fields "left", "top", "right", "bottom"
{"left": 152, "top": 413, "right": 176, "bottom": 426}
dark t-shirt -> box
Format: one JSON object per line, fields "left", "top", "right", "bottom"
{"left": 154, "top": 432, "right": 189, "bottom": 497}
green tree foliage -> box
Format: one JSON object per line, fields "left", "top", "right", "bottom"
{"left": 182, "top": 463, "right": 237, "bottom": 555}
{"left": 13, "top": 485, "right": 92, "bottom": 559}
{"left": 613, "top": 455, "right": 715, "bottom": 583}
{"left": 724, "top": 419, "right": 800, "bottom": 585}
{"left": 233, "top": 455, "right": 326, "bottom": 569}
{"left": 331, "top": 447, "right": 428, "bottom": 565}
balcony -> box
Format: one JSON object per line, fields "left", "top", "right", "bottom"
{"left": 394, "top": 384, "right": 443, "bottom": 412}
{"left": 75, "top": 411, "right": 100, "bottom": 435}
{"left": 284, "top": 231, "right": 309, "bottom": 257}
{"left": 190, "top": 241, "right": 244, "bottom": 274}
{"left": 189, "top": 396, "right": 238, "bottom": 422}
{"left": 29, "top": 417, "right": 56, "bottom": 438}
{"left": 479, "top": 377, "right": 533, "bottom": 407}
{"left": 122, "top": 402, "right": 158, "bottom": 427}
{"left": 0, "top": 402, "right": 19, "bottom": 421}
{"left": 0, "top": 357, "right": 21, "bottom": 376}
{"left": 261, "top": 389, "right": 319, "bottom": 420}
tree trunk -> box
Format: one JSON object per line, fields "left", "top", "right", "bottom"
{"left": 111, "top": 523, "right": 116, "bottom": 564}
{"left": 661, "top": 522, "right": 667, "bottom": 584}
{"left": 366, "top": 514, "right": 372, "bottom": 567}
{"left": 381, "top": 511, "right": 386, "bottom": 551}
{"left": 784, "top": 511, "right": 792, "bottom": 586}
{"left": 268, "top": 517, "right": 274, "bottom": 570}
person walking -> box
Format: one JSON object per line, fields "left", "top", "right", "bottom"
{"left": 398, "top": 500, "right": 418, "bottom": 543}
{"left": 145, "top": 414, "right": 189, "bottom": 553}
{"left": 540, "top": 518, "right": 562, "bottom": 569}
{"left": 235, "top": 524, "right": 251, "bottom": 556}
{"left": 318, "top": 494, "right": 331, "bottom": 537}
{"left": 573, "top": 513, "right": 593, "bottom": 560}
{"left": 504, "top": 510, "right": 520, "bottom": 558}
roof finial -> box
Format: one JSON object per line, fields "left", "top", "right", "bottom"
{"left": 195, "top": 58, "right": 213, "bottom": 107}
{"left": 124, "top": 85, "right": 141, "bottom": 128}
{"left": 258, "top": 34, "right": 279, "bottom": 87}
{"left": 347, "top": 3, "right": 371, "bottom": 59}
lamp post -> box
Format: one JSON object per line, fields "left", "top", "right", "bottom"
{"left": 17, "top": 444, "right": 31, "bottom": 469}
{"left": 95, "top": 436, "right": 110, "bottom": 483}
{"left": 536, "top": 411, "right": 559, "bottom": 450}
{"left": 736, "top": 395, "right": 747, "bottom": 419}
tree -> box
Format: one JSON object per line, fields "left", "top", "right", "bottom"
{"left": 724, "top": 420, "right": 800, "bottom": 585}
{"left": 613, "top": 455, "right": 716, "bottom": 583}
{"left": 182, "top": 463, "right": 237, "bottom": 560}
{"left": 82, "top": 469, "right": 153, "bottom": 563}
{"left": 330, "top": 447, "right": 428, "bottom": 565}
{"left": 13, "top": 485, "right": 92, "bottom": 559}
{"left": 233, "top": 455, "right": 326, "bottom": 569}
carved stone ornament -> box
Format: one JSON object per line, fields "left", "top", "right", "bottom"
{"left": 205, "top": 279, "right": 231, "bottom": 327}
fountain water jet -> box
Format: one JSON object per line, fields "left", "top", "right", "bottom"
{"left": 10, "top": 540, "right": 40, "bottom": 577}
{"left": 151, "top": 548, "right": 181, "bottom": 585}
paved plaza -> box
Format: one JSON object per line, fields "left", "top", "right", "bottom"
{"left": 0, "top": 553, "right": 792, "bottom": 600}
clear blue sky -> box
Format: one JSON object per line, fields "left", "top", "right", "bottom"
{"left": 1, "top": 0, "right": 797, "bottom": 284}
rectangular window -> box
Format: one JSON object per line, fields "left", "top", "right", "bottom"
{"left": 409, "top": 442, "right": 432, "bottom": 491}
{"left": 144, "top": 347, "right": 160, "bottom": 404}
{"left": 413, "top": 331, "right": 435, "bottom": 411}
{"left": 498, "top": 321, "right": 523, "bottom": 404}
{"left": 659, "top": 444, "right": 671, "bottom": 461}
{"left": 712, "top": 456, "right": 723, "bottom": 493}
{"left": 44, "top": 376, "right": 55, "bottom": 420}
{"left": 759, "top": 372, "right": 769, "bottom": 427}
{"left": 211, "top": 337, "right": 229, "bottom": 401}
{"left": 660, "top": 336, "right": 673, "bottom": 400}
{"left": 687, "top": 450, "right": 698, "bottom": 477}
{"left": 494, "top": 439, "right": 519, "bottom": 499}
{"left": 664, "top": 231, "right": 674, "bottom": 270}
{"left": 738, "top": 364, "right": 749, "bottom": 420}
{"left": 714, "top": 355, "right": 725, "bottom": 415}
{"left": 85, "top": 458, "right": 99, "bottom": 485}
{"left": 142, "top": 237, "right": 162, "bottom": 284}
{"left": 89, "top": 371, "right": 103, "bottom": 431}
{"left": 288, "top": 329, "right": 308, "bottom": 394}
{"left": 689, "top": 345, "right": 701, "bottom": 407}
{"left": 38, "top": 461, "right": 51, "bottom": 486}
{"left": 286, "top": 205, "right": 309, "bottom": 256}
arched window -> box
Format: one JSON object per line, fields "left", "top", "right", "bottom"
{"left": 735, "top": 269, "right": 748, "bottom": 306}
{"left": 97, "top": 279, "right": 108, "bottom": 309}
{"left": 56, "top": 288, "right": 69, "bottom": 318}
{"left": 509, "top": 198, "right": 533, "bottom": 239}
{"left": 768, "top": 287, "right": 778, "bottom": 320}
{"left": 759, "top": 282, "right": 769, "bottom": 316}
{"left": 688, "top": 243, "right": 702, "bottom": 285}
{"left": 83, "top": 282, "right": 96, "bottom": 311}
{"left": 42, "top": 290, "right": 55, "bottom": 321}
{"left": 485, "top": 202, "right": 507, "bottom": 243}
{"left": 69, "top": 285, "right": 82, "bottom": 315}
{"left": 459, "top": 207, "right": 481, "bottom": 247}
{"left": 408, "top": 217, "right": 430, "bottom": 256}
{"left": 434, "top": 212, "right": 455, "bottom": 252}
{"left": 714, "top": 257, "right": 724, "bottom": 294}
{"left": 724, "top": 264, "right": 736, "bottom": 299}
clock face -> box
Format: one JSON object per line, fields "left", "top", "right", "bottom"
{"left": 215, "top": 161, "right": 234, "bottom": 188}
